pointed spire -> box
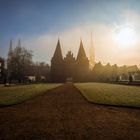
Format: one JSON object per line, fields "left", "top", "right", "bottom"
{"left": 8, "top": 39, "right": 13, "bottom": 56}
{"left": 77, "top": 39, "right": 87, "bottom": 60}
{"left": 89, "top": 32, "right": 95, "bottom": 68}
{"left": 17, "top": 39, "right": 21, "bottom": 48}
{"left": 10, "top": 39, "right": 12, "bottom": 49}
{"left": 52, "top": 38, "right": 63, "bottom": 61}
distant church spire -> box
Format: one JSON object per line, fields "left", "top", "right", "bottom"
{"left": 89, "top": 32, "right": 95, "bottom": 69}
{"left": 52, "top": 38, "right": 63, "bottom": 61}
{"left": 10, "top": 39, "right": 12, "bottom": 49}
{"left": 8, "top": 39, "right": 13, "bottom": 56}
{"left": 17, "top": 39, "right": 21, "bottom": 47}
{"left": 77, "top": 39, "right": 87, "bottom": 61}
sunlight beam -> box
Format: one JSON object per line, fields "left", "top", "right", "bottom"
{"left": 113, "top": 25, "right": 137, "bottom": 48}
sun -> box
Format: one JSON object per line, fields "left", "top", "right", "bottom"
{"left": 113, "top": 25, "right": 136, "bottom": 48}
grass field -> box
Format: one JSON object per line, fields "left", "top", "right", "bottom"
{"left": 0, "top": 84, "right": 61, "bottom": 106}
{"left": 75, "top": 83, "right": 140, "bottom": 107}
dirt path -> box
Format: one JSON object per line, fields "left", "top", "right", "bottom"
{"left": 0, "top": 83, "right": 140, "bottom": 140}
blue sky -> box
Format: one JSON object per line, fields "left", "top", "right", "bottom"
{"left": 0, "top": 0, "right": 140, "bottom": 65}
{"left": 0, "top": 0, "right": 134, "bottom": 35}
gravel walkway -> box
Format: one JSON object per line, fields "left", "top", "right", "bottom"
{"left": 0, "top": 84, "right": 140, "bottom": 140}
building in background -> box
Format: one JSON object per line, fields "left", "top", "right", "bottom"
{"left": 51, "top": 39, "right": 89, "bottom": 82}
{"left": 0, "top": 57, "right": 4, "bottom": 83}
{"left": 51, "top": 39, "right": 64, "bottom": 82}
{"left": 89, "top": 33, "right": 95, "bottom": 70}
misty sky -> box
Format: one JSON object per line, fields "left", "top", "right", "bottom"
{"left": 0, "top": 0, "right": 140, "bottom": 66}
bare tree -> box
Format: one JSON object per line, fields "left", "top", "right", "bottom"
{"left": 7, "top": 40, "right": 33, "bottom": 83}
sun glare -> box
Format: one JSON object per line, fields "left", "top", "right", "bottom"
{"left": 113, "top": 25, "right": 136, "bottom": 48}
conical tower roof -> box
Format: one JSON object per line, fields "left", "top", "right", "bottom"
{"left": 52, "top": 39, "right": 63, "bottom": 61}
{"left": 77, "top": 39, "right": 87, "bottom": 60}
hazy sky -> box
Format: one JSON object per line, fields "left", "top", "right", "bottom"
{"left": 0, "top": 0, "right": 140, "bottom": 66}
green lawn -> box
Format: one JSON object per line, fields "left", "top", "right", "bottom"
{"left": 75, "top": 83, "right": 140, "bottom": 107}
{"left": 0, "top": 84, "right": 61, "bottom": 106}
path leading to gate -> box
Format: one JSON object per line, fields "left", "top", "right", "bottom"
{"left": 0, "top": 84, "right": 140, "bottom": 140}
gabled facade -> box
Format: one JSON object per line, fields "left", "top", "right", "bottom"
{"left": 64, "top": 51, "right": 76, "bottom": 79}
{"left": 51, "top": 39, "right": 89, "bottom": 82}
